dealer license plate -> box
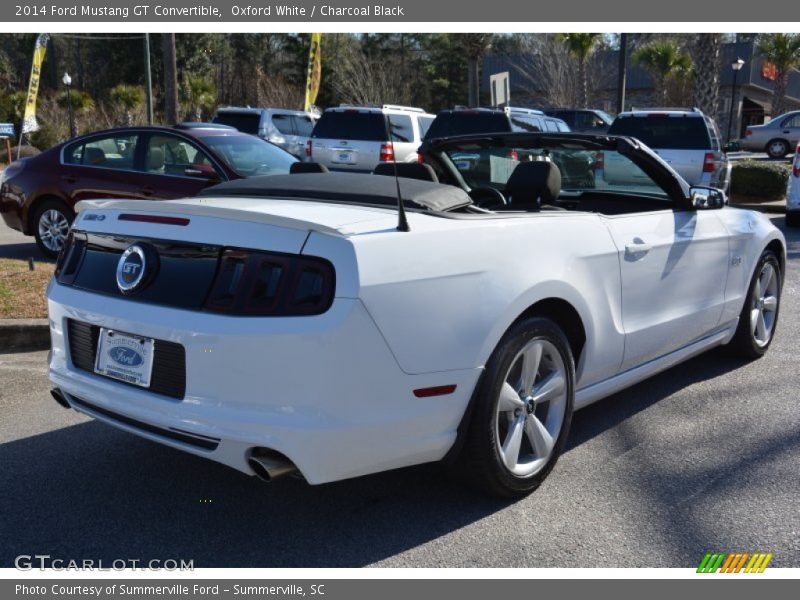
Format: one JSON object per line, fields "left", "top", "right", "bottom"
{"left": 94, "top": 329, "right": 155, "bottom": 388}
{"left": 333, "top": 150, "right": 355, "bottom": 164}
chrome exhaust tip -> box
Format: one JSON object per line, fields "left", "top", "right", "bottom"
{"left": 50, "top": 388, "right": 71, "bottom": 409}
{"left": 248, "top": 449, "right": 297, "bottom": 482}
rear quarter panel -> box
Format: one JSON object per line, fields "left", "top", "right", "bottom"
{"left": 352, "top": 212, "right": 625, "bottom": 389}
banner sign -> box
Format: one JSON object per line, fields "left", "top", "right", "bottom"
{"left": 21, "top": 33, "right": 49, "bottom": 135}
{"left": 304, "top": 32, "right": 322, "bottom": 112}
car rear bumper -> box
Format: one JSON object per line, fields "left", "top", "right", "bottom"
{"left": 47, "top": 283, "right": 480, "bottom": 484}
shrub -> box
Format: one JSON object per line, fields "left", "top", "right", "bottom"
{"left": 730, "top": 160, "right": 790, "bottom": 199}
{"left": 0, "top": 145, "right": 41, "bottom": 164}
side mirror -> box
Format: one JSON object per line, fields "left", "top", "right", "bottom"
{"left": 690, "top": 186, "right": 726, "bottom": 210}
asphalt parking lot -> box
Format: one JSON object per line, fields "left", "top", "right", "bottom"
{"left": 0, "top": 215, "right": 798, "bottom": 569}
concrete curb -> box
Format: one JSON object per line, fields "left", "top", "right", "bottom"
{"left": 0, "top": 318, "right": 50, "bottom": 352}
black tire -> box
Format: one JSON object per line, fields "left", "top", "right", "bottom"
{"left": 727, "top": 250, "right": 782, "bottom": 359}
{"left": 32, "top": 199, "right": 74, "bottom": 259}
{"left": 766, "top": 139, "right": 789, "bottom": 159}
{"left": 786, "top": 211, "right": 800, "bottom": 228}
{"left": 456, "top": 317, "right": 575, "bottom": 497}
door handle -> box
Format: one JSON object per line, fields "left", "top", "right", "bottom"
{"left": 140, "top": 186, "right": 155, "bottom": 197}
{"left": 625, "top": 239, "right": 651, "bottom": 256}
{"left": 61, "top": 175, "right": 77, "bottom": 183}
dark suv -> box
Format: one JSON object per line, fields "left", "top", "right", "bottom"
{"left": 423, "top": 107, "right": 570, "bottom": 140}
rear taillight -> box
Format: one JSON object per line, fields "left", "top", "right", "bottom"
{"left": 305, "top": 140, "right": 312, "bottom": 158}
{"left": 703, "top": 152, "right": 716, "bottom": 173}
{"left": 595, "top": 151, "right": 604, "bottom": 170}
{"left": 507, "top": 150, "right": 519, "bottom": 160}
{"left": 416, "top": 153, "right": 424, "bottom": 163}
{"left": 204, "top": 248, "right": 335, "bottom": 316}
{"left": 745, "top": 129, "right": 752, "bottom": 137}
{"left": 379, "top": 142, "right": 394, "bottom": 162}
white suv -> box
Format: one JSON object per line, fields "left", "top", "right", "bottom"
{"left": 606, "top": 109, "right": 731, "bottom": 192}
{"left": 308, "top": 105, "right": 435, "bottom": 172}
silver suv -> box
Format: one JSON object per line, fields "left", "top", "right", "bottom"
{"left": 308, "top": 105, "right": 435, "bottom": 172}
{"left": 213, "top": 107, "right": 317, "bottom": 159}
{"left": 606, "top": 109, "right": 730, "bottom": 192}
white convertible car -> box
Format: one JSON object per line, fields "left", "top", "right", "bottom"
{"left": 47, "top": 133, "right": 785, "bottom": 497}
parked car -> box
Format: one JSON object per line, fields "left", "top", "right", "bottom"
{"left": 46, "top": 131, "right": 784, "bottom": 497}
{"left": 741, "top": 110, "right": 800, "bottom": 158}
{"left": 605, "top": 109, "right": 730, "bottom": 192}
{"left": 212, "top": 107, "right": 317, "bottom": 159}
{"left": 786, "top": 142, "right": 800, "bottom": 227}
{"left": 424, "top": 106, "right": 569, "bottom": 140}
{"left": 0, "top": 126, "right": 297, "bottom": 256}
{"left": 543, "top": 108, "right": 613, "bottom": 133}
{"left": 307, "top": 104, "right": 435, "bottom": 172}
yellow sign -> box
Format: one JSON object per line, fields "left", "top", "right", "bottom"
{"left": 304, "top": 33, "right": 322, "bottom": 112}
{"left": 22, "top": 33, "right": 49, "bottom": 135}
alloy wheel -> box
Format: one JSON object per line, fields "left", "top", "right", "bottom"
{"left": 751, "top": 261, "right": 779, "bottom": 347}
{"left": 38, "top": 209, "right": 70, "bottom": 253}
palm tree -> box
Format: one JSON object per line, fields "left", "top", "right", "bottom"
{"left": 556, "top": 33, "right": 601, "bottom": 107}
{"left": 756, "top": 33, "right": 800, "bottom": 117}
{"left": 692, "top": 34, "right": 722, "bottom": 120}
{"left": 460, "top": 34, "right": 493, "bottom": 107}
{"left": 109, "top": 84, "right": 145, "bottom": 126}
{"left": 633, "top": 41, "right": 693, "bottom": 104}
{"left": 181, "top": 76, "right": 217, "bottom": 121}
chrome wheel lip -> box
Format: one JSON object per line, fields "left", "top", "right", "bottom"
{"left": 495, "top": 337, "right": 568, "bottom": 478}
{"left": 38, "top": 209, "right": 70, "bottom": 253}
{"left": 751, "top": 262, "right": 779, "bottom": 348}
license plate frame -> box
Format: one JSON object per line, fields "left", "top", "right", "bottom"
{"left": 94, "top": 328, "right": 155, "bottom": 388}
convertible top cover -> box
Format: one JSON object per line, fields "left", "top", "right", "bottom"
{"left": 202, "top": 172, "right": 473, "bottom": 212}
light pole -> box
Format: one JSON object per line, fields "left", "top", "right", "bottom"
{"left": 62, "top": 72, "right": 76, "bottom": 138}
{"left": 727, "top": 58, "right": 745, "bottom": 144}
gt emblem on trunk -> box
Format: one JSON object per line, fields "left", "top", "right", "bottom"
{"left": 116, "top": 243, "right": 158, "bottom": 295}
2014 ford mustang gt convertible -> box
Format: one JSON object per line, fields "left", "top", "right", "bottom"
{"left": 47, "top": 133, "right": 785, "bottom": 497}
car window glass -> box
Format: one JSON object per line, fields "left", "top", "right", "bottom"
{"left": 201, "top": 135, "right": 296, "bottom": 177}
{"left": 417, "top": 116, "right": 434, "bottom": 138}
{"left": 608, "top": 116, "right": 711, "bottom": 149}
{"left": 146, "top": 135, "right": 219, "bottom": 177}
{"left": 556, "top": 121, "right": 571, "bottom": 132}
{"left": 781, "top": 114, "right": 800, "bottom": 128}
{"left": 212, "top": 112, "right": 261, "bottom": 135}
{"left": 510, "top": 115, "right": 542, "bottom": 132}
{"left": 424, "top": 112, "right": 510, "bottom": 139}
{"left": 387, "top": 115, "right": 414, "bottom": 142}
{"left": 544, "top": 119, "right": 559, "bottom": 132}
{"left": 293, "top": 115, "right": 315, "bottom": 137}
{"left": 64, "top": 134, "right": 138, "bottom": 170}
{"left": 311, "top": 112, "right": 386, "bottom": 141}
{"left": 271, "top": 114, "right": 295, "bottom": 135}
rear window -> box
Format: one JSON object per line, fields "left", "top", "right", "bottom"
{"left": 418, "top": 116, "right": 434, "bottom": 138}
{"left": 293, "top": 115, "right": 315, "bottom": 136}
{"left": 388, "top": 114, "right": 414, "bottom": 142}
{"left": 271, "top": 114, "right": 295, "bottom": 135}
{"left": 213, "top": 112, "right": 261, "bottom": 135}
{"left": 311, "top": 111, "right": 387, "bottom": 141}
{"left": 608, "top": 115, "right": 711, "bottom": 150}
{"left": 424, "top": 112, "right": 510, "bottom": 140}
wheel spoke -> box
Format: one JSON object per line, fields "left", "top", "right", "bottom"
{"left": 759, "top": 264, "right": 774, "bottom": 295}
{"left": 524, "top": 414, "right": 554, "bottom": 458}
{"left": 520, "top": 341, "right": 543, "bottom": 394}
{"left": 762, "top": 295, "right": 778, "bottom": 312}
{"left": 756, "top": 311, "right": 768, "bottom": 342}
{"left": 533, "top": 370, "right": 565, "bottom": 405}
{"left": 750, "top": 308, "right": 760, "bottom": 336}
{"left": 498, "top": 382, "right": 524, "bottom": 412}
{"left": 501, "top": 417, "right": 525, "bottom": 470}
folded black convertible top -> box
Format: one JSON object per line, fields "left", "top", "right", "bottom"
{"left": 199, "top": 172, "right": 473, "bottom": 212}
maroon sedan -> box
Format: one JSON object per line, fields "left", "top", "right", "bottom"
{"left": 0, "top": 125, "right": 297, "bottom": 256}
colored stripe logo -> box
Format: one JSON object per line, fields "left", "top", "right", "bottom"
{"left": 697, "top": 552, "right": 773, "bottom": 573}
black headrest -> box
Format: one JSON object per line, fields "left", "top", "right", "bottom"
{"left": 505, "top": 161, "right": 561, "bottom": 209}
{"left": 290, "top": 161, "right": 329, "bottom": 174}
{"left": 373, "top": 162, "right": 439, "bottom": 183}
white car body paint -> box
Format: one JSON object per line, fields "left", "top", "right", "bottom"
{"left": 47, "top": 194, "right": 785, "bottom": 484}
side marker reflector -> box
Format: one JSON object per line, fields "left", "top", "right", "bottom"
{"left": 413, "top": 385, "right": 457, "bottom": 398}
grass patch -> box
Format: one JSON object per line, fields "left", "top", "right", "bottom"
{"left": 0, "top": 258, "right": 54, "bottom": 319}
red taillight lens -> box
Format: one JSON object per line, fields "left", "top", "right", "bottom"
{"left": 416, "top": 153, "right": 424, "bottom": 163}
{"left": 703, "top": 152, "right": 716, "bottom": 173}
{"left": 595, "top": 151, "right": 604, "bottom": 170}
{"left": 204, "top": 248, "right": 335, "bottom": 316}
{"left": 379, "top": 142, "right": 394, "bottom": 162}
{"left": 305, "top": 140, "right": 312, "bottom": 158}
{"left": 507, "top": 150, "right": 519, "bottom": 160}
{"left": 745, "top": 129, "right": 752, "bottom": 137}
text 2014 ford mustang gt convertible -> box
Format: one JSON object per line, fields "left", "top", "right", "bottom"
{"left": 47, "top": 133, "right": 785, "bottom": 497}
